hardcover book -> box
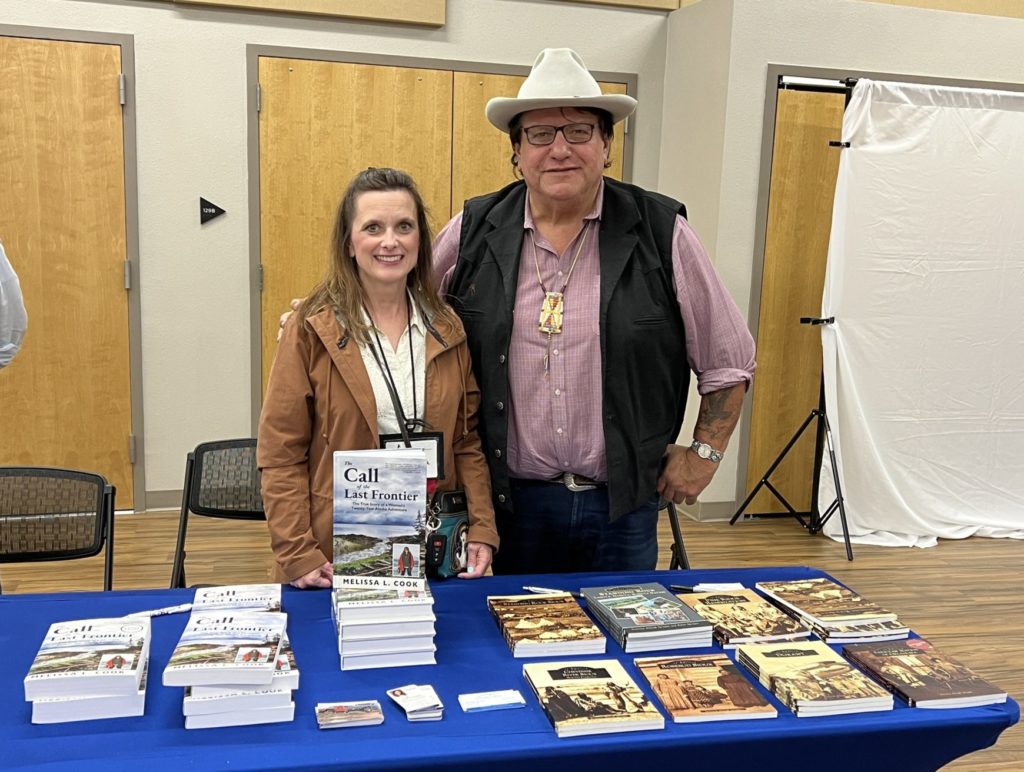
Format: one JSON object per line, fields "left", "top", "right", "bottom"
{"left": 523, "top": 659, "right": 664, "bottom": 737}
{"left": 737, "top": 640, "right": 892, "bottom": 717}
{"left": 579, "top": 583, "right": 712, "bottom": 652}
{"left": 24, "top": 617, "right": 151, "bottom": 700}
{"left": 162, "top": 611, "right": 286, "bottom": 687}
{"left": 755, "top": 578, "right": 899, "bottom": 626}
{"left": 486, "top": 592, "right": 605, "bottom": 657}
{"left": 332, "top": 448, "right": 428, "bottom": 590}
{"left": 192, "top": 584, "right": 282, "bottom": 613}
{"left": 634, "top": 654, "right": 777, "bottom": 722}
{"left": 31, "top": 659, "right": 149, "bottom": 724}
{"left": 843, "top": 638, "right": 1007, "bottom": 708}
{"left": 677, "top": 588, "right": 811, "bottom": 647}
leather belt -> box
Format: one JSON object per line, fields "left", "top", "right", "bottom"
{"left": 557, "top": 472, "right": 603, "bottom": 492}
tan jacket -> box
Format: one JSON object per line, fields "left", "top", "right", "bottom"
{"left": 257, "top": 304, "right": 498, "bottom": 583}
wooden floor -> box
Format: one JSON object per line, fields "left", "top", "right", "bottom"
{"left": 1, "top": 510, "right": 1020, "bottom": 769}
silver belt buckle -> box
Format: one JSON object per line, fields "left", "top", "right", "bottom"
{"left": 562, "top": 472, "right": 597, "bottom": 492}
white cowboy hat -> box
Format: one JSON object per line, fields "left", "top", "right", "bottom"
{"left": 485, "top": 48, "right": 637, "bottom": 133}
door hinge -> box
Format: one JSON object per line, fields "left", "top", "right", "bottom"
{"left": 119, "top": 73, "right": 127, "bottom": 106}
{"left": 256, "top": 83, "right": 262, "bottom": 113}
{"left": 124, "top": 260, "right": 132, "bottom": 290}
{"left": 258, "top": 263, "right": 264, "bottom": 292}
{"left": 128, "top": 434, "right": 137, "bottom": 465}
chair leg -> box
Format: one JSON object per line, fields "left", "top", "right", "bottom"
{"left": 666, "top": 501, "right": 691, "bottom": 570}
{"left": 170, "top": 455, "right": 195, "bottom": 589}
{"left": 104, "top": 485, "right": 116, "bottom": 591}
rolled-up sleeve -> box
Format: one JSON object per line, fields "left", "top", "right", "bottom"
{"left": 672, "top": 215, "right": 756, "bottom": 394}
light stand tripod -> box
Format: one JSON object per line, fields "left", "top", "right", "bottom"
{"left": 729, "top": 316, "right": 853, "bottom": 560}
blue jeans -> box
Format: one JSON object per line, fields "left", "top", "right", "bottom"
{"left": 491, "top": 479, "right": 660, "bottom": 575}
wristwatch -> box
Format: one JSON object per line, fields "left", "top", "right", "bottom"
{"left": 690, "top": 439, "right": 724, "bottom": 463}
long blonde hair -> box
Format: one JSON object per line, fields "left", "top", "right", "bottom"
{"left": 298, "top": 167, "right": 456, "bottom": 344}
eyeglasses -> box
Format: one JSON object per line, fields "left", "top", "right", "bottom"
{"left": 521, "top": 123, "right": 596, "bottom": 146}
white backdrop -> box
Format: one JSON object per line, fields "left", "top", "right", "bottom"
{"left": 819, "top": 79, "right": 1024, "bottom": 547}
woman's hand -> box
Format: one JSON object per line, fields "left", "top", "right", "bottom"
{"left": 290, "top": 561, "right": 333, "bottom": 589}
{"left": 458, "top": 542, "right": 493, "bottom": 579}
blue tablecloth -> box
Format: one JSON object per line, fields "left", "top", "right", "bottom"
{"left": 2, "top": 566, "right": 1017, "bottom": 771}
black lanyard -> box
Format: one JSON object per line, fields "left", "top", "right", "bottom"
{"left": 364, "top": 296, "right": 423, "bottom": 445}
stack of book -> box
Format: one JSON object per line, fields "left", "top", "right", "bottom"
{"left": 24, "top": 616, "right": 151, "bottom": 724}
{"left": 634, "top": 653, "right": 777, "bottom": 722}
{"left": 523, "top": 659, "right": 664, "bottom": 737}
{"left": 580, "top": 583, "right": 713, "bottom": 652}
{"left": 486, "top": 592, "right": 605, "bottom": 657}
{"left": 736, "top": 640, "right": 893, "bottom": 717}
{"left": 331, "top": 449, "right": 436, "bottom": 670}
{"left": 843, "top": 638, "right": 1008, "bottom": 708}
{"left": 756, "top": 578, "right": 910, "bottom": 643}
{"left": 677, "top": 588, "right": 811, "bottom": 647}
{"left": 163, "top": 584, "right": 294, "bottom": 729}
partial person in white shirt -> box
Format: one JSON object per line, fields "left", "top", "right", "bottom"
{"left": 0, "top": 241, "right": 28, "bottom": 369}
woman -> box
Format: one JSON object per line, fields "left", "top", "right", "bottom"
{"left": 258, "top": 167, "right": 498, "bottom": 588}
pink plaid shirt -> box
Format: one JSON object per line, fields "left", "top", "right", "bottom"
{"left": 435, "top": 182, "right": 755, "bottom": 482}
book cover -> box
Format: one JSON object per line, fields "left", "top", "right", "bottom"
{"left": 190, "top": 632, "right": 299, "bottom": 693}
{"left": 635, "top": 654, "right": 777, "bottom": 722}
{"left": 24, "top": 617, "right": 151, "bottom": 700}
{"left": 332, "top": 585, "right": 435, "bottom": 624}
{"left": 162, "top": 611, "right": 286, "bottom": 687}
{"left": 31, "top": 659, "right": 149, "bottom": 724}
{"left": 580, "top": 583, "right": 711, "bottom": 651}
{"left": 192, "top": 584, "right": 282, "bottom": 613}
{"left": 737, "top": 640, "right": 892, "bottom": 716}
{"left": 332, "top": 449, "right": 428, "bottom": 590}
{"left": 755, "top": 578, "right": 898, "bottom": 625}
{"left": 523, "top": 659, "right": 664, "bottom": 737}
{"left": 486, "top": 593, "right": 605, "bottom": 657}
{"left": 677, "top": 588, "right": 811, "bottom": 646}
{"left": 843, "top": 638, "right": 1007, "bottom": 708}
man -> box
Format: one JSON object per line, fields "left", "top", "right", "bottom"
{"left": 0, "top": 241, "right": 28, "bottom": 369}
{"left": 434, "top": 48, "right": 754, "bottom": 574}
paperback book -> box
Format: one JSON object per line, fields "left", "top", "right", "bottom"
{"left": 340, "top": 648, "right": 437, "bottom": 671}
{"left": 523, "top": 659, "right": 664, "bottom": 737}
{"left": 183, "top": 683, "right": 292, "bottom": 716}
{"left": 192, "top": 584, "right": 282, "bottom": 613}
{"left": 486, "top": 592, "right": 605, "bottom": 657}
{"left": 579, "top": 583, "right": 712, "bottom": 652}
{"left": 31, "top": 659, "right": 149, "bottom": 724}
{"left": 676, "top": 588, "right": 811, "bottom": 647}
{"left": 331, "top": 583, "right": 435, "bottom": 624}
{"left": 162, "top": 611, "right": 286, "bottom": 687}
{"left": 184, "top": 701, "right": 295, "bottom": 730}
{"left": 737, "top": 640, "right": 892, "bottom": 717}
{"left": 843, "top": 638, "right": 1007, "bottom": 708}
{"left": 332, "top": 448, "right": 429, "bottom": 590}
{"left": 24, "top": 617, "right": 151, "bottom": 700}
{"left": 755, "top": 578, "right": 899, "bottom": 626}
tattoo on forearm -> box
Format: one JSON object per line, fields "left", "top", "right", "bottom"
{"left": 695, "top": 388, "right": 741, "bottom": 441}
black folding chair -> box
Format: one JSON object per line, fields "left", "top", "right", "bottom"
{"left": 170, "top": 439, "right": 265, "bottom": 588}
{"left": 0, "top": 467, "right": 115, "bottom": 592}
{"left": 660, "top": 498, "right": 691, "bottom": 570}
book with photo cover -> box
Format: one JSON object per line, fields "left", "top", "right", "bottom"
{"left": 331, "top": 584, "right": 435, "bottom": 623}
{"left": 676, "top": 588, "right": 811, "bottom": 647}
{"left": 737, "top": 640, "right": 892, "bottom": 717}
{"left": 192, "top": 584, "right": 282, "bottom": 613}
{"left": 486, "top": 592, "right": 605, "bottom": 657}
{"left": 755, "top": 578, "right": 899, "bottom": 626}
{"left": 332, "top": 448, "right": 428, "bottom": 591}
{"left": 31, "top": 659, "right": 149, "bottom": 724}
{"left": 813, "top": 617, "right": 910, "bottom": 643}
{"left": 316, "top": 700, "right": 385, "bottom": 728}
{"left": 162, "top": 611, "right": 286, "bottom": 687}
{"left": 634, "top": 654, "right": 777, "bottom": 722}
{"left": 580, "top": 583, "right": 712, "bottom": 652}
{"left": 843, "top": 638, "right": 1007, "bottom": 708}
{"left": 24, "top": 617, "right": 151, "bottom": 700}
{"left": 190, "top": 632, "right": 299, "bottom": 694}
{"left": 523, "top": 659, "right": 664, "bottom": 737}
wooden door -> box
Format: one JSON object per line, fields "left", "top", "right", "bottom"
{"left": 0, "top": 36, "right": 134, "bottom": 508}
{"left": 744, "top": 88, "right": 846, "bottom": 514}
{"left": 450, "top": 71, "right": 628, "bottom": 212}
{"left": 258, "top": 57, "right": 454, "bottom": 389}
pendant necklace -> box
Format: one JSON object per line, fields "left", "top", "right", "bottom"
{"left": 532, "top": 220, "right": 591, "bottom": 376}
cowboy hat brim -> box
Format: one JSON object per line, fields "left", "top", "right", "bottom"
{"left": 485, "top": 93, "right": 637, "bottom": 134}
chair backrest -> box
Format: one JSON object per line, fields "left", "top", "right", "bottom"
{"left": 188, "top": 439, "right": 265, "bottom": 520}
{"left": 0, "top": 467, "right": 110, "bottom": 562}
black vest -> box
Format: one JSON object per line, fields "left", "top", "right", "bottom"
{"left": 446, "top": 178, "right": 690, "bottom": 521}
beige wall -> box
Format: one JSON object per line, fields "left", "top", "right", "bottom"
{"left": 3, "top": 0, "right": 669, "bottom": 499}
{"left": 661, "top": 0, "right": 1024, "bottom": 514}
